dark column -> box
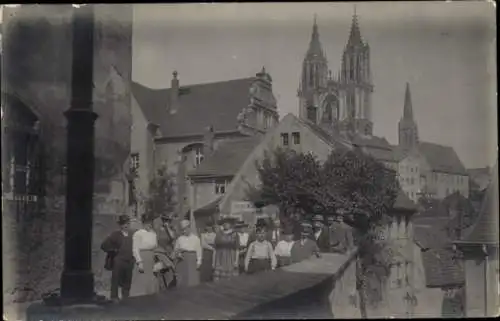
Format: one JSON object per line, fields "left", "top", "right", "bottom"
{"left": 60, "top": 5, "right": 98, "bottom": 301}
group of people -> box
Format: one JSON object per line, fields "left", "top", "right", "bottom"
{"left": 101, "top": 213, "right": 202, "bottom": 302}
{"left": 100, "top": 211, "right": 353, "bottom": 302}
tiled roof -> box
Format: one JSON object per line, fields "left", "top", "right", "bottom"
{"left": 458, "top": 163, "right": 499, "bottom": 245}
{"left": 413, "top": 224, "right": 450, "bottom": 250}
{"left": 421, "top": 247, "right": 465, "bottom": 288}
{"left": 414, "top": 224, "right": 465, "bottom": 288}
{"left": 131, "top": 78, "right": 255, "bottom": 137}
{"left": 188, "top": 136, "right": 262, "bottom": 178}
{"left": 418, "top": 142, "right": 467, "bottom": 175}
{"left": 352, "top": 134, "right": 391, "bottom": 149}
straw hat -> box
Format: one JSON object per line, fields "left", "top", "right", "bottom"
{"left": 218, "top": 216, "right": 237, "bottom": 225}
{"left": 312, "top": 214, "right": 324, "bottom": 222}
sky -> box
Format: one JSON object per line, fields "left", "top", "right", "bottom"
{"left": 132, "top": 2, "right": 496, "bottom": 169}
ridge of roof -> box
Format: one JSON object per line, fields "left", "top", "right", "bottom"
{"left": 131, "top": 77, "right": 257, "bottom": 138}
{"left": 131, "top": 76, "right": 256, "bottom": 93}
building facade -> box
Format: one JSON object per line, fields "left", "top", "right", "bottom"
{"left": 130, "top": 68, "right": 279, "bottom": 215}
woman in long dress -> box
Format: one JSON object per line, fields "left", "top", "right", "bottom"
{"left": 213, "top": 217, "right": 240, "bottom": 282}
{"left": 130, "top": 214, "right": 160, "bottom": 296}
{"left": 173, "top": 220, "right": 202, "bottom": 287}
{"left": 200, "top": 223, "right": 216, "bottom": 283}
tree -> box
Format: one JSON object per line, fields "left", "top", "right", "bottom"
{"left": 142, "top": 164, "right": 177, "bottom": 222}
{"left": 249, "top": 147, "right": 400, "bottom": 317}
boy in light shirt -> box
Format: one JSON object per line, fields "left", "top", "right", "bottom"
{"left": 274, "top": 225, "right": 295, "bottom": 267}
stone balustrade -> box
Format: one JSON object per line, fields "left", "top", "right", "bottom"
{"left": 26, "top": 250, "right": 360, "bottom": 320}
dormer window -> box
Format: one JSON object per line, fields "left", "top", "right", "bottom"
{"left": 194, "top": 147, "right": 204, "bottom": 166}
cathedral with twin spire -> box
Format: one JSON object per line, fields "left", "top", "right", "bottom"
{"left": 298, "top": 11, "right": 470, "bottom": 202}
{"left": 298, "top": 12, "right": 373, "bottom": 136}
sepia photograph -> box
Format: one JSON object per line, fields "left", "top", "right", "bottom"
{"left": 1, "top": 2, "right": 498, "bottom": 320}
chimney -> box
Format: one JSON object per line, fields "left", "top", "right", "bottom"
{"left": 203, "top": 125, "right": 215, "bottom": 155}
{"left": 170, "top": 70, "right": 180, "bottom": 114}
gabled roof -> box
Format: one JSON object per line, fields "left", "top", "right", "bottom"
{"left": 457, "top": 162, "right": 499, "bottom": 245}
{"left": 131, "top": 77, "right": 255, "bottom": 138}
{"left": 188, "top": 136, "right": 262, "bottom": 178}
{"left": 389, "top": 141, "right": 467, "bottom": 175}
{"left": 417, "top": 142, "right": 467, "bottom": 175}
{"left": 298, "top": 119, "right": 353, "bottom": 151}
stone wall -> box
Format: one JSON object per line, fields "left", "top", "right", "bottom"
{"left": 328, "top": 251, "right": 361, "bottom": 318}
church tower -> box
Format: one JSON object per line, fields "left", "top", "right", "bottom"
{"left": 298, "top": 15, "right": 328, "bottom": 124}
{"left": 338, "top": 10, "right": 374, "bottom": 135}
{"left": 398, "top": 82, "right": 419, "bottom": 149}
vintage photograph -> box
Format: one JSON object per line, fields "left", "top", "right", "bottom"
{"left": 1, "top": 2, "right": 498, "bottom": 320}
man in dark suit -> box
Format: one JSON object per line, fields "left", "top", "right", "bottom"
{"left": 312, "top": 214, "right": 331, "bottom": 252}
{"left": 328, "top": 215, "right": 353, "bottom": 254}
{"left": 101, "top": 215, "right": 135, "bottom": 301}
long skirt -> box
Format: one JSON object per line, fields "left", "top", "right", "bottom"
{"left": 176, "top": 251, "right": 200, "bottom": 288}
{"left": 213, "top": 248, "right": 239, "bottom": 281}
{"left": 130, "top": 250, "right": 159, "bottom": 297}
{"left": 277, "top": 256, "right": 293, "bottom": 268}
{"left": 247, "top": 258, "right": 271, "bottom": 274}
{"left": 200, "top": 249, "right": 214, "bottom": 283}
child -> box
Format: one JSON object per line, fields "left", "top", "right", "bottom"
{"left": 244, "top": 227, "right": 277, "bottom": 274}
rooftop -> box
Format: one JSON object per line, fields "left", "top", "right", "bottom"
{"left": 188, "top": 136, "right": 262, "bottom": 178}
{"left": 131, "top": 77, "right": 256, "bottom": 138}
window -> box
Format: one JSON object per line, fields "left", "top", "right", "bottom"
{"left": 411, "top": 177, "right": 414, "bottom": 185}
{"left": 130, "top": 153, "right": 140, "bottom": 173}
{"left": 215, "top": 180, "right": 227, "bottom": 195}
{"left": 292, "top": 132, "right": 301, "bottom": 145}
{"left": 281, "top": 133, "right": 289, "bottom": 146}
{"left": 194, "top": 147, "right": 204, "bottom": 166}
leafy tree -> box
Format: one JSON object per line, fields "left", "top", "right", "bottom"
{"left": 142, "top": 164, "right": 178, "bottom": 222}
{"left": 250, "top": 147, "right": 400, "bottom": 317}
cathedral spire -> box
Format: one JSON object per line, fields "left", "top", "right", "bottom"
{"left": 347, "top": 6, "right": 363, "bottom": 47}
{"left": 307, "top": 14, "right": 324, "bottom": 58}
{"left": 399, "top": 82, "right": 419, "bottom": 149}
{"left": 403, "top": 82, "right": 413, "bottom": 120}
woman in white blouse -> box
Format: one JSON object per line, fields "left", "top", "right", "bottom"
{"left": 130, "top": 214, "right": 159, "bottom": 296}
{"left": 174, "top": 220, "right": 202, "bottom": 287}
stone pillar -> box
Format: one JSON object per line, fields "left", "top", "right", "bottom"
{"left": 60, "top": 5, "right": 98, "bottom": 301}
